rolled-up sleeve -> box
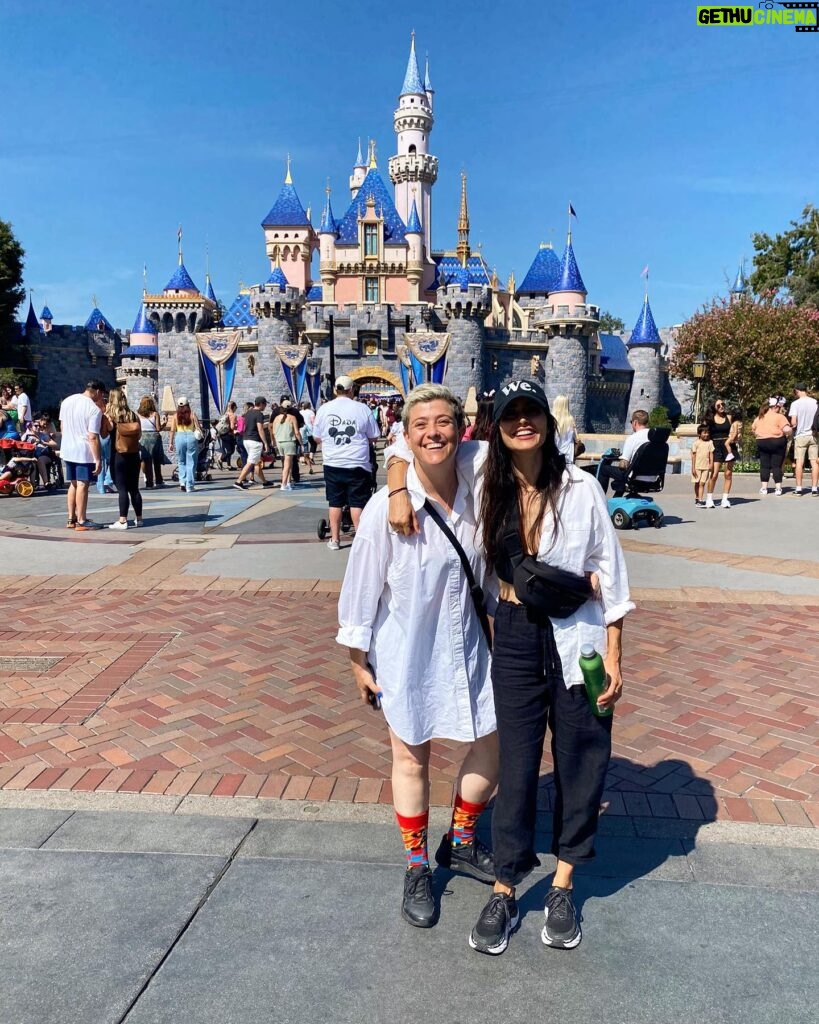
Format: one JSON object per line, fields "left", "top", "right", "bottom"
{"left": 585, "top": 482, "right": 636, "bottom": 624}
{"left": 336, "top": 517, "right": 390, "bottom": 651}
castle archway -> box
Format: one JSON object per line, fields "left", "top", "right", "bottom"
{"left": 345, "top": 365, "right": 406, "bottom": 398}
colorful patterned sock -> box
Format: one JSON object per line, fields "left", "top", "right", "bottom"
{"left": 449, "top": 793, "right": 487, "bottom": 847}
{"left": 396, "top": 810, "right": 429, "bottom": 870}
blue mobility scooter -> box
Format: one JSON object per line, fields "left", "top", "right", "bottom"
{"left": 596, "top": 427, "right": 670, "bottom": 530}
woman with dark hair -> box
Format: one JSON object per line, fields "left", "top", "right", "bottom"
{"left": 704, "top": 399, "right": 733, "bottom": 508}
{"left": 387, "top": 379, "right": 633, "bottom": 956}
{"left": 462, "top": 397, "right": 494, "bottom": 442}
{"left": 137, "top": 396, "right": 165, "bottom": 489}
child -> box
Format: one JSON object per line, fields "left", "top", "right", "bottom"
{"left": 691, "top": 424, "right": 714, "bottom": 506}
{"left": 724, "top": 408, "right": 743, "bottom": 463}
{"left": 0, "top": 456, "right": 37, "bottom": 487}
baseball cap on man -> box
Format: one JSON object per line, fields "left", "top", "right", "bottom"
{"left": 335, "top": 375, "right": 355, "bottom": 392}
{"left": 493, "top": 379, "right": 551, "bottom": 422}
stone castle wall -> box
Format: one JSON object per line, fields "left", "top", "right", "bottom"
{"left": 30, "top": 327, "right": 119, "bottom": 413}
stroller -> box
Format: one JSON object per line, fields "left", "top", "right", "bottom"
{"left": 596, "top": 427, "right": 670, "bottom": 530}
{"left": 0, "top": 439, "right": 38, "bottom": 497}
{"left": 171, "top": 435, "right": 214, "bottom": 483}
{"left": 316, "top": 442, "right": 379, "bottom": 541}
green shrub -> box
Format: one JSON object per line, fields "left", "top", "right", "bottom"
{"left": 648, "top": 405, "right": 671, "bottom": 428}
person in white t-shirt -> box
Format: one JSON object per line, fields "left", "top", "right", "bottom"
{"left": 313, "top": 376, "right": 380, "bottom": 549}
{"left": 788, "top": 383, "right": 819, "bottom": 495}
{"left": 13, "top": 383, "right": 32, "bottom": 427}
{"left": 597, "top": 409, "right": 652, "bottom": 496}
{"left": 59, "top": 380, "right": 105, "bottom": 530}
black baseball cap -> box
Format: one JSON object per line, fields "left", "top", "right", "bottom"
{"left": 493, "top": 380, "right": 551, "bottom": 422}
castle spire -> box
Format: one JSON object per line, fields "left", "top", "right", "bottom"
{"left": 456, "top": 171, "right": 471, "bottom": 268}
{"left": 355, "top": 137, "right": 365, "bottom": 168}
{"left": 401, "top": 31, "right": 424, "bottom": 95}
{"left": 285, "top": 154, "right": 292, "bottom": 185}
{"left": 552, "top": 227, "right": 586, "bottom": 294}
{"left": 424, "top": 53, "right": 433, "bottom": 93}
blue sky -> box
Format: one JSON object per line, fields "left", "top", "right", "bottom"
{"left": 2, "top": 0, "right": 816, "bottom": 331}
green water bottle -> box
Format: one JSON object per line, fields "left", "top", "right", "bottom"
{"left": 579, "top": 644, "right": 613, "bottom": 718}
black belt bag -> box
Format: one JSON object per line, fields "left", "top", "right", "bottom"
{"left": 503, "top": 506, "right": 592, "bottom": 620}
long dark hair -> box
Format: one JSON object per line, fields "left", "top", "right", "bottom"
{"left": 481, "top": 410, "right": 567, "bottom": 572}
{"left": 470, "top": 399, "right": 494, "bottom": 441}
{"left": 704, "top": 400, "right": 727, "bottom": 423}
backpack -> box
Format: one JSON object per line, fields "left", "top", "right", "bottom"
{"left": 215, "top": 414, "right": 232, "bottom": 436}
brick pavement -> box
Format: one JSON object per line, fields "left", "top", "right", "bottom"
{"left": 0, "top": 576, "right": 817, "bottom": 828}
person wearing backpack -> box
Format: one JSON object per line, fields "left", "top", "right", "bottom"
{"left": 788, "top": 383, "right": 819, "bottom": 496}
{"left": 215, "top": 403, "right": 237, "bottom": 469}
{"left": 105, "top": 388, "right": 143, "bottom": 529}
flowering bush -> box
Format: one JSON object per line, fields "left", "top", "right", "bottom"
{"left": 669, "top": 297, "right": 819, "bottom": 412}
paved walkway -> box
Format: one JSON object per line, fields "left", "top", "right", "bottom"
{"left": 0, "top": 463, "right": 817, "bottom": 828}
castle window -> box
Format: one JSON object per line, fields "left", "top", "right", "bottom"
{"left": 409, "top": 144, "right": 416, "bottom": 155}
{"left": 365, "top": 278, "right": 379, "bottom": 303}
{"left": 364, "top": 224, "right": 378, "bottom": 258}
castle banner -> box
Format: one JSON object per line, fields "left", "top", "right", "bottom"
{"left": 196, "top": 331, "right": 242, "bottom": 414}
{"left": 401, "top": 332, "right": 450, "bottom": 387}
{"left": 275, "top": 344, "right": 310, "bottom": 404}
{"left": 395, "top": 344, "right": 413, "bottom": 396}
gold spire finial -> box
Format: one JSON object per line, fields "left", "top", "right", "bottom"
{"left": 285, "top": 154, "right": 292, "bottom": 185}
{"left": 368, "top": 138, "right": 377, "bottom": 169}
{"left": 456, "top": 171, "right": 471, "bottom": 268}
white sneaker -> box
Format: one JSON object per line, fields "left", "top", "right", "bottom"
{"left": 721, "top": 497, "right": 731, "bottom": 508}
{"left": 327, "top": 540, "right": 341, "bottom": 551}
{"left": 759, "top": 486, "right": 768, "bottom": 494}
{"left": 705, "top": 498, "right": 715, "bottom": 509}
{"left": 795, "top": 487, "right": 803, "bottom": 495}
{"left": 724, "top": 453, "right": 735, "bottom": 463}
{"left": 775, "top": 487, "right": 782, "bottom": 496}
{"left": 108, "top": 520, "right": 129, "bottom": 530}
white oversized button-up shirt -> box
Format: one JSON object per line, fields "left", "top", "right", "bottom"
{"left": 337, "top": 462, "right": 496, "bottom": 747}
{"left": 388, "top": 439, "right": 635, "bottom": 689}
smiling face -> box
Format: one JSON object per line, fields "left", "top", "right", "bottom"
{"left": 406, "top": 399, "right": 460, "bottom": 471}
{"left": 497, "top": 396, "right": 550, "bottom": 454}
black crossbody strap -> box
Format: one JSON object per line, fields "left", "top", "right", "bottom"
{"left": 423, "top": 499, "right": 492, "bottom": 651}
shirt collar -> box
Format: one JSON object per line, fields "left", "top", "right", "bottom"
{"left": 407, "top": 460, "right": 473, "bottom": 524}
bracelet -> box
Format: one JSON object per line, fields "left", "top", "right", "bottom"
{"left": 388, "top": 486, "right": 409, "bottom": 498}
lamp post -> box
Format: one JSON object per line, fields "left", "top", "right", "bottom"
{"left": 692, "top": 350, "right": 707, "bottom": 424}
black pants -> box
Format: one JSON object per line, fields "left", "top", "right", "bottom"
{"left": 597, "top": 461, "right": 628, "bottom": 496}
{"left": 757, "top": 437, "right": 786, "bottom": 485}
{"left": 219, "top": 433, "right": 236, "bottom": 466}
{"left": 113, "top": 451, "right": 142, "bottom": 519}
{"left": 491, "top": 601, "right": 612, "bottom": 887}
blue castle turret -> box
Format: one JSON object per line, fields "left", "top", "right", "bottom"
{"left": 626, "top": 292, "right": 663, "bottom": 422}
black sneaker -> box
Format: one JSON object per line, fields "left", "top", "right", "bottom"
{"left": 469, "top": 891, "right": 518, "bottom": 955}
{"left": 232, "top": 481, "right": 247, "bottom": 490}
{"left": 435, "top": 833, "right": 495, "bottom": 884}
{"left": 541, "top": 885, "right": 581, "bottom": 949}
{"left": 401, "top": 866, "right": 437, "bottom": 928}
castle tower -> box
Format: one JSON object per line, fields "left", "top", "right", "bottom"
{"left": 349, "top": 139, "right": 367, "bottom": 199}
{"left": 729, "top": 260, "right": 747, "bottom": 304}
{"left": 118, "top": 301, "right": 158, "bottom": 406}
{"left": 143, "top": 236, "right": 216, "bottom": 334}
{"left": 261, "top": 158, "right": 318, "bottom": 293}
{"left": 436, "top": 277, "right": 490, "bottom": 398}
{"left": 456, "top": 172, "right": 471, "bottom": 268}
{"left": 531, "top": 229, "right": 597, "bottom": 429}
{"left": 626, "top": 290, "right": 663, "bottom": 421}
{"left": 319, "top": 186, "right": 339, "bottom": 303}
{"left": 405, "top": 195, "right": 423, "bottom": 302}
{"left": 40, "top": 304, "right": 53, "bottom": 334}
{"left": 388, "top": 33, "right": 438, "bottom": 259}
{"left": 24, "top": 298, "right": 40, "bottom": 338}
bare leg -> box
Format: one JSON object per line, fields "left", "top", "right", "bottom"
{"left": 66, "top": 481, "right": 77, "bottom": 522}
{"left": 389, "top": 730, "right": 430, "bottom": 816}
{"left": 75, "top": 481, "right": 89, "bottom": 522}
{"left": 350, "top": 506, "right": 364, "bottom": 531}
{"left": 795, "top": 457, "right": 805, "bottom": 489}
{"left": 811, "top": 457, "right": 819, "bottom": 490}
{"left": 722, "top": 464, "right": 733, "bottom": 496}
{"left": 455, "top": 731, "right": 499, "bottom": 805}
{"left": 329, "top": 506, "right": 343, "bottom": 543}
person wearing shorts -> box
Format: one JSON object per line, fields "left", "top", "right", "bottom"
{"left": 59, "top": 380, "right": 105, "bottom": 530}
{"left": 313, "top": 376, "right": 380, "bottom": 550}
{"left": 788, "top": 384, "right": 819, "bottom": 495}
{"left": 234, "top": 396, "right": 270, "bottom": 489}
{"left": 690, "top": 425, "right": 714, "bottom": 506}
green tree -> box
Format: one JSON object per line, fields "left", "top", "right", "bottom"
{"left": 598, "top": 309, "right": 625, "bottom": 332}
{"left": 0, "top": 220, "right": 25, "bottom": 349}
{"left": 750, "top": 204, "right": 819, "bottom": 308}
{"left": 668, "top": 296, "right": 819, "bottom": 413}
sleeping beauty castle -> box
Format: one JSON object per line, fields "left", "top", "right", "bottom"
{"left": 21, "top": 35, "right": 690, "bottom": 432}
